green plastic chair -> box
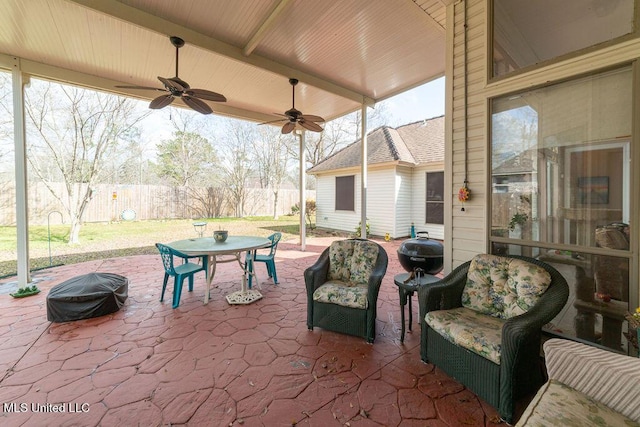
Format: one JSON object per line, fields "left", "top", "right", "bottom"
{"left": 246, "top": 232, "right": 282, "bottom": 289}
{"left": 156, "top": 243, "right": 206, "bottom": 308}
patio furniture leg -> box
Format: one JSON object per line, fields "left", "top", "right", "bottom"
{"left": 160, "top": 274, "right": 169, "bottom": 302}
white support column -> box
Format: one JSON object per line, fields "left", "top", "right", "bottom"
{"left": 360, "top": 103, "right": 368, "bottom": 239}
{"left": 12, "top": 59, "right": 31, "bottom": 285}
{"left": 298, "top": 131, "right": 306, "bottom": 251}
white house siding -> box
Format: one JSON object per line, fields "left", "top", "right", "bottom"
{"left": 315, "top": 172, "right": 362, "bottom": 235}
{"left": 395, "top": 166, "right": 414, "bottom": 238}
{"left": 446, "top": 0, "right": 488, "bottom": 272}
{"left": 314, "top": 168, "right": 402, "bottom": 237}
{"left": 367, "top": 168, "right": 399, "bottom": 238}
{"left": 448, "top": 0, "right": 640, "bottom": 291}
{"left": 410, "top": 164, "right": 445, "bottom": 240}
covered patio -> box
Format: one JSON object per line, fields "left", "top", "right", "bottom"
{"left": 0, "top": 237, "right": 507, "bottom": 426}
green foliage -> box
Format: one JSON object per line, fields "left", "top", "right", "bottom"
{"left": 508, "top": 212, "right": 528, "bottom": 231}
{"left": 10, "top": 285, "right": 40, "bottom": 298}
{"left": 355, "top": 220, "right": 370, "bottom": 237}
{"left": 289, "top": 200, "right": 316, "bottom": 229}
{"left": 156, "top": 131, "right": 218, "bottom": 187}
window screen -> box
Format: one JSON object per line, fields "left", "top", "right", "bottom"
{"left": 335, "top": 175, "right": 355, "bottom": 211}
{"left": 426, "top": 171, "right": 444, "bottom": 224}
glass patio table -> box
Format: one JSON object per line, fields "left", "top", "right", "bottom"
{"left": 168, "top": 235, "right": 271, "bottom": 305}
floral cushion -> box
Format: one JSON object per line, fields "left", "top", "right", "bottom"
{"left": 425, "top": 307, "right": 504, "bottom": 364}
{"left": 328, "top": 240, "right": 355, "bottom": 282}
{"left": 349, "top": 241, "right": 379, "bottom": 285}
{"left": 327, "top": 240, "right": 379, "bottom": 286}
{"left": 462, "top": 254, "right": 551, "bottom": 319}
{"left": 312, "top": 280, "right": 369, "bottom": 309}
{"left": 516, "top": 379, "right": 638, "bottom": 427}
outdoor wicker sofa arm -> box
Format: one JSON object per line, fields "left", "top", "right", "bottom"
{"left": 366, "top": 247, "right": 389, "bottom": 309}
{"left": 418, "top": 261, "right": 470, "bottom": 317}
{"left": 542, "top": 338, "right": 640, "bottom": 421}
{"left": 304, "top": 247, "right": 330, "bottom": 293}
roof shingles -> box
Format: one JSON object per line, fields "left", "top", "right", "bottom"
{"left": 308, "top": 115, "right": 444, "bottom": 174}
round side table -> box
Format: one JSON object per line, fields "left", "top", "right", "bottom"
{"left": 393, "top": 272, "right": 440, "bottom": 342}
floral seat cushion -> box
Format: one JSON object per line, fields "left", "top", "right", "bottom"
{"left": 313, "top": 280, "right": 369, "bottom": 309}
{"left": 425, "top": 307, "right": 504, "bottom": 364}
{"left": 462, "top": 254, "right": 551, "bottom": 319}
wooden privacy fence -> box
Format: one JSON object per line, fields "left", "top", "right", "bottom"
{"left": 0, "top": 182, "right": 314, "bottom": 225}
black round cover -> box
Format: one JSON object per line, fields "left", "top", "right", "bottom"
{"left": 47, "top": 273, "right": 128, "bottom": 322}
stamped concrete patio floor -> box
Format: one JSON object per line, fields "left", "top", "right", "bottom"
{"left": 0, "top": 238, "right": 508, "bottom": 426}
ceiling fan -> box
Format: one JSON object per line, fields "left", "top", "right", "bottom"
{"left": 262, "top": 78, "right": 325, "bottom": 134}
{"left": 115, "top": 36, "right": 226, "bottom": 115}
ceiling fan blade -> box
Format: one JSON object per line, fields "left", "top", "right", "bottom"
{"left": 300, "top": 114, "right": 325, "bottom": 123}
{"left": 281, "top": 122, "right": 296, "bottom": 134}
{"left": 259, "top": 118, "right": 288, "bottom": 125}
{"left": 115, "top": 85, "right": 164, "bottom": 91}
{"left": 299, "top": 119, "right": 323, "bottom": 132}
{"left": 183, "top": 96, "right": 213, "bottom": 115}
{"left": 158, "top": 76, "right": 185, "bottom": 92}
{"left": 186, "top": 88, "right": 227, "bottom": 102}
{"left": 149, "top": 94, "right": 175, "bottom": 109}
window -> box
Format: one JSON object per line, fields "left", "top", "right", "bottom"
{"left": 492, "top": 0, "right": 635, "bottom": 78}
{"left": 335, "top": 175, "right": 355, "bottom": 211}
{"left": 426, "top": 171, "right": 444, "bottom": 224}
{"left": 490, "top": 67, "right": 633, "bottom": 352}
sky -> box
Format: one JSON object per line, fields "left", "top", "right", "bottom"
{"left": 379, "top": 76, "right": 445, "bottom": 124}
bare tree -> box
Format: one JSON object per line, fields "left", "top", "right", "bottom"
{"left": 0, "top": 74, "right": 14, "bottom": 220}
{"left": 24, "top": 79, "right": 148, "bottom": 244}
{"left": 219, "top": 119, "right": 255, "bottom": 217}
{"left": 253, "top": 126, "right": 293, "bottom": 219}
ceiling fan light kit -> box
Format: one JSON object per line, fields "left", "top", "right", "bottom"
{"left": 115, "top": 36, "right": 227, "bottom": 115}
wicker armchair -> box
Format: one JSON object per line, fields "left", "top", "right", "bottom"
{"left": 305, "top": 239, "right": 388, "bottom": 343}
{"left": 418, "top": 254, "right": 569, "bottom": 423}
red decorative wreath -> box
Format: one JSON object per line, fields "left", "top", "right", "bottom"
{"left": 458, "top": 182, "right": 470, "bottom": 211}
{"left": 458, "top": 185, "right": 470, "bottom": 203}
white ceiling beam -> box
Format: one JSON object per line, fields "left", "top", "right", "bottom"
{"left": 1, "top": 53, "right": 276, "bottom": 123}
{"left": 66, "top": 0, "right": 375, "bottom": 106}
{"left": 243, "top": 0, "right": 293, "bottom": 57}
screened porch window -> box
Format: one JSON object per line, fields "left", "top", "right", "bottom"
{"left": 490, "top": 66, "right": 633, "bottom": 352}
{"left": 492, "top": 0, "right": 636, "bottom": 78}
{"left": 335, "top": 175, "right": 355, "bottom": 211}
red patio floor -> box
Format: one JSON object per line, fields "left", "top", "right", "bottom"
{"left": 0, "top": 237, "right": 510, "bottom": 426}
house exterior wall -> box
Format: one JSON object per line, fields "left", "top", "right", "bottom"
{"left": 393, "top": 166, "right": 413, "bottom": 238}
{"left": 446, "top": 0, "right": 488, "bottom": 272}
{"left": 447, "top": 0, "right": 640, "bottom": 302}
{"left": 314, "top": 167, "right": 414, "bottom": 239}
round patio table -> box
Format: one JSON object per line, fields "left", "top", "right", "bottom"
{"left": 168, "top": 235, "right": 271, "bottom": 305}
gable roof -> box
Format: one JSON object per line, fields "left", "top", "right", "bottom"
{"left": 307, "top": 115, "right": 444, "bottom": 174}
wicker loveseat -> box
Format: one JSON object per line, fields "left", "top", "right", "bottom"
{"left": 418, "top": 254, "right": 569, "bottom": 423}
{"left": 305, "top": 239, "right": 388, "bottom": 343}
{"left": 516, "top": 338, "right": 640, "bottom": 426}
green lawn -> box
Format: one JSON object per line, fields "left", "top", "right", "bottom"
{"left": 0, "top": 216, "right": 321, "bottom": 277}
